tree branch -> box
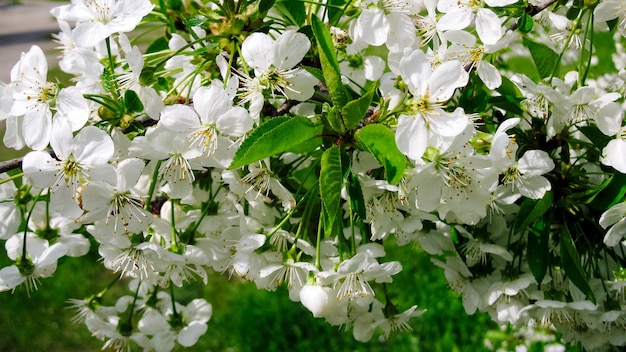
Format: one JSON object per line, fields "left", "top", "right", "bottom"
{"left": 0, "top": 150, "right": 57, "bottom": 175}
{"left": 507, "top": 0, "right": 560, "bottom": 32}
{"left": 0, "top": 156, "right": 23, "bottom": 175}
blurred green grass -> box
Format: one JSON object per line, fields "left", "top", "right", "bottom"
{"left": 0, "top": 242, "right": 498, "bottom": 352}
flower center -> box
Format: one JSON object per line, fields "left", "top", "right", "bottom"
{"left": 187, "top": 125, "right": 218, "bottom": 157}
{"left": 87, "top": 0, "right": 114, "bottom": 24}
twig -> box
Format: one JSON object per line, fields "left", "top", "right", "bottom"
{"left": 262, "top": 100, "right": 301, "bottom": 117}
{"left": 507, "top": 0, "right": 560, "bottom": 32}
{"left": 0, "top": 156, "right": 23, "bottom": 175}
{"left": 0, "top": 150, "right": 56, "bottom": 174}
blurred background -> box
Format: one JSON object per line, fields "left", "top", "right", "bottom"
{"left": 0, "top": 1, "right": 567, "bottom": 351}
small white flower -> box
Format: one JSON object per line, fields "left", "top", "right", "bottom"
{"left": 51, "top": 0, "right": 155, "bottom": 48}
{"left": 599, "top": 202, "right": 626, "bottom": 247}
{"left": 0, "top": 233, "right": 68, "bottom": 294}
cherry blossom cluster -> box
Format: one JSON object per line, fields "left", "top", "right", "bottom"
{"left": 0, "top": 0, "right": 625, "bottom": 350}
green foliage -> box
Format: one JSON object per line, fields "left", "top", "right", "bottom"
{"left": 342, "top": 83, "right": 377, "bottom": 130}
{"left": 354, "top": 124, "right": 406, "bottom": 185}
{"left": 0, "top": 246, "right": 498, "bottom": 352}
{"left": 311, "top": 15, "right": 350, "bottom": 109}
{"left": 588, "top": 173, "right": 626, "bottom": 210}
{"left": 522, "top": 38, "right": 559, "bottom": 79}
{"left": 514, "top": 191, "right": 553, "bottom": 234}
{"left": 527, "top": 220, "right": 550, "bottom": 286}
{"left": 320, "top": 145, "right": 344, "bottom": 237}
{"left": 229, "top": 116, "right": 319, "bottom": 169}
{"left": 273, "top": 0, "right": 306, "bottom": 27}
{"left": 517, "top": 13, "right": 534, "bottom": 33}
{"left": 560, "top": 224, "right": 596, "bottom": 303}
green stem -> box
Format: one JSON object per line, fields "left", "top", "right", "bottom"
{"left": 0, "top": 172, "right": 23, "bottom": 186}
{"left": 315, "top": 214, "right": 323, "bottom": 270}
{"left": 145, "top": 160, "right": 162, "bottom": 212}
{"left": 170, "top": 199, "right": 179, "bottom": 249}
{"left": 21, "top": 189, "right": 43, "bottom": 259}
{"left": 124, "top": 280, "right": 142, "bottom": 330}
{"left": 105, "top": 37, "right": 120, "bottom": 98}
{"left": 189, "top": 186, "right": 222, "bottom": 238}
{"left": 169, "top": 281, "right": 178, "bottom": 316}
{"left": 158, "top": 0, "right": 176, "bottom": 33}
{"left": 579, "top": 11, "right": 594, "bottom": 87}
{"left": 550, "top": 11, "right": 584, "bottom": 83}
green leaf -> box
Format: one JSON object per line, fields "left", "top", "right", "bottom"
{"left": 566, "top": 4, "right": 581, "bottom": 20}
{"left": 146, "top": 37, "right": 169, "bottom": 54}
{"left": 527, "top": 219, "right": 550, "bottom": 286}
{"left": 258, "top": 0, "right": 276, "bottom": 14}
{"left": 589, "top": 173, "right": 626, "bottom": 210}
{"left": 311, "top": 15, "right": 349, "bottom": 108}
{"left": 320, "top": 145, "right": 344, "bottom": 236}
{"left": 560, "top": 223, "right": 596, "bottom": 303}
{"left": 354, "top": 124, "right": 406, "bottom": 185}
{"left": 139, "top": 67, "right": 157, "bottom": 86}
{"left": 579, "top": 125, "right": 612, "bottom": 149}
{"left": 342, "top": 83, "right": 376, "bottom": 130}
{"left": 229, "top": 116, "right": 318, "bottom": 169}
{"left": 522, "top": 38, "right": 558, "bottom": 79}
{"left": 274, "top": 0, "right": 306, "bottom": 27}
{"left": 326, "top": 106, "right": 346, "bottom": 134}
{"left": 489, "top": 95, "right": 525, "bottom": 115}
{"left": 496, "top": 75, "right": 524, "bottom": 99}
{"left": 186, "top": 15, "right": 208, "bottom": 27}
{"left": 327, "top": 0, "right": 347, "bottom": 25}
{"left": 124, "top": 90, "right": 144, "bottom": 113}
{"left": 347, "top": 172, "right": 366, "bottom": 220}
{"left": 517, "top": 13, "right": 534, "bottom": 33}
{"left": 514, "top": 191, "right": 553, "bottom": 233}
{"left": 461, "top": 80, "right": 489, "bottom": 114}
{"left": 166, "top": 0, "right": 183, "bottom": 10}
{"left": 570, "top": 176, "right": 612, "bottom": 204}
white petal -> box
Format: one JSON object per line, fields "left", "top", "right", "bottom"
{"left": 242, "top": 32, "right": 274, "bottom": 74}
{"left": 73, "top": 22, "right": 111, "bottom": 47}
{"left": 437, "top": 9, "right": 474, "bottom": 32}
{"left": 595, "top": 102, "right": 623, "bottom": 136}
{"left": 385, "top": 12, "right": 416, "bottom": 52}
{"left": 177, "top": 322, "right": 207, "bottom": 347}
{"left": 396, "top": 115, "right": 428, "bottom": 161}
{"left": 518, "top": 176, "right": 551, "bottom": 199}
{"left": 73, "top": 126, "right": 114, "bottom": 165}
{"left": 23, "top": 107, "right": 52, "bottom": 151}
{"left": 80, "top": 181, "right": 116, "bottom": 212}
{"left": 428, "top": 109, "right": 469, "bottom": 137}
{"left": 272, "top": 30, "right": 310, "bottom": 70}
{"left": 476, "top": 9, "right": 503, "bottom": 45}
{"left": 599, "top": 203, "right": 626, "bottom": 229}
{"left": 22, "top": 151, "right": 59, "bottom": 189}
{"left": 484, "top": 0, "right": 519, "bottom": 6}
{"left": 604, "top": 219, "right": 626, "bottom": 247}
{"left": 0, "top": 266, "right": 24, "bottom": 291}
{"left": 116, "top": 158, "right": 145, "bottom": 191}
{"left": 56, "top": 87, "right": 90, "bottom": 131}
{"left": 216, "top": 106, "right": 253, "bottom": 137}
{"left": 193, "top": 85, "right": 230, "bottom": 124}
{"left": 428, "top": 60, "right": 469, "bottom": 102}
{"left": 159, "top": 104, "right": 199, "bottom": 132}
{"left": 363, "top": 56, "right": 385, "bottom": 81}
{"left": 283, "top": 70, "right": 318, "bottom": 101}
{"left": 518, "top": 150, "right": 555, "bottom": 176}
{"left": 603, "top": 139, "right": 626, "bottom": 173}
{"left": 477, "top": 61, "right": 502, "bottom": 89}
{"left": 36, "top": 243, "right": 68, "bottom": 268}
{"left": 357, "top": 9, "right": 389, "bottom": 46}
